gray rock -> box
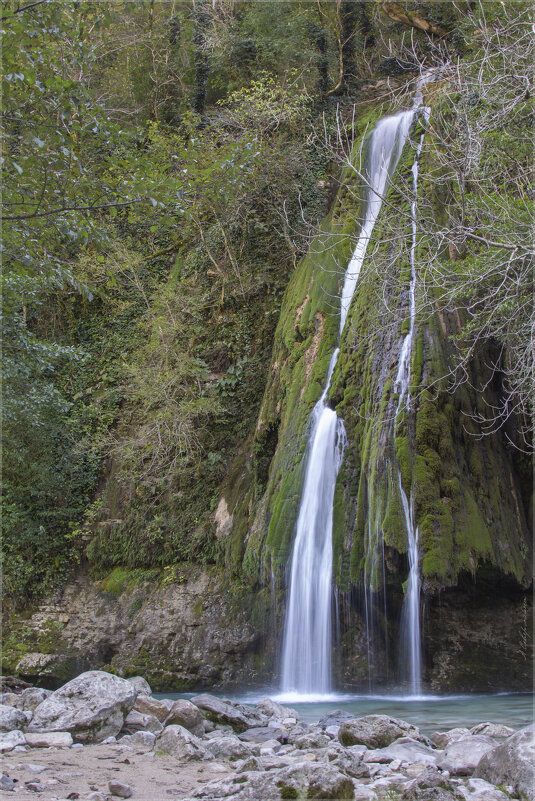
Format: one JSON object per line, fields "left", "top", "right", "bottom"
{"left": 467, "top": 777, "right": 510, "bottom": 800}
{"left": 438, "top": 734, "right": 496, "bottom": 775}
{"left": 469, "top": 722, "right": 516, "bottom": 740}
{"left": 86, "top": 793, "right": 107, "bottom": 801}
{"left": 156, "top": 724, "right": 213, "bottom": 761}
{"left": 25, "top": 764, "right": 47, "bottom": 773}
{"left": 29, "top": 670, "right": 136, "bottom": 743}
{"left": 294, "top": 731, "right": 330, "bottom": 750}
{"left": 234, "top": 756, "right": 261, "bottom": 773}
{"left": 25, "top": 731, "right": 73, "bottom": 748}
{"left": 0, "top": 730, "right": 26, "bottom": 752}
{"left": 238, "top": 726, "right": 284, "bottom": 744}
{"left": 0, "top": 774, "right": 15, "bottom": 791}
{"left": 2, "top": 688, "right": 51, "bottom": 713}
{"left": 191, "top": 694, "right": 267, "bottom": 733}
{"left": 121, "top": 709, "right": 163, "bottom": 735}
{"left": 255, "top": 698, "right": 298, "bottom": 722}
{"left": 127, "top": 675, "right": 152, "bottom": 696}
{"left": 205, "top": 734, "right": 251, "bottom": 761}
{"left": 119, "top": 730, "right": 156, "bottom": 748}
{"left": 0, "top": 704, "right": 28, "bottom": 732}
{"left": 400, "top": 767, "right": 464, "bottom": 801}
{"left": 133, "top": 694, "right": 169, "bottom": 723}
{"left": 338, "top": 714, "right": 421, "bottom": 749}
{"left": 327, "top": 742, "right": 369, "bottom": 779}
{"left": 25, "top": 782, "right": 46, "bottom": 793}
{"left": 474, "top": 723, "right": 534, "bottom": 800}
{"left": 366, "top": 737, "right": 439, "bottom": 767}
{"left": 185, "top": 761, "right": 355, "bottom": 800}
{"left": 108, "top": 779, "right": 133, "bottom": 798}
{"left": 164, "top": 699, "right": 205, "bottom": 737}
{"left": 431, "top": 728, "right": 471, "bottom": 749}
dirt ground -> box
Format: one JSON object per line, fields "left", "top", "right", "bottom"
{"left": 1, "top": 742, "right": 232, "bottom": 800}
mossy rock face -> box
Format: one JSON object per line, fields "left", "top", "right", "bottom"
{"left": 236, "top": 95, "right": 532, "bottom": 612}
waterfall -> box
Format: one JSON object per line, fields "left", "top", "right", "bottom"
{"left": 280, "top": 111, "right": 416, "bottom": 696}
{"left": 395, "top": 117, "right": 428, "bottom": 696}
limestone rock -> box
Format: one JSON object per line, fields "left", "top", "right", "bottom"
{"left": 156, "top": 724, "right": 213, "bottom": 761}
{"left": 467, "top": 777, "right": 510, "bottom": 800}
{"left": 294, "top": 731, "right": 330, "bottom": 750}
{"left": 164, "top": 699, "right": 205, "bottom": 736}
{"left": 469, "top": 722, "right": 515, "bottom": 740}
{"left": 126, "top": 675, "right": 152, "bottom": 696}
{"left": 366, "top": 737, "right": 439, "bottom": 767}
{"left": 1, "top": 688, "right": 51, "bottom": 713}
{"left": 437, "top": 734, "right": 496, "bottom": 775}
{"left": 400, "top": 767, "right": 464, "bottom": 801}
{"left": 0, "top": 704, "right": 28, "bottom": 732}
{"left": 431, "top": 728, "right": 471, "bottom": 749}
{"left": 121, "top": 709, "right": 163, "bottom": 735}
{"left": 255, "top": 698, "right": 298, "bottom": 722}
{"left": 29, "top": 670, "right": 136, "bottom": 743}
{"left": 133, "top": 694, "right": 169, "bottom": 723}
{"left": 474, "top": 723, "right": 534, "bottom": 800}
{"left": 205, "top": 734, "right": 251, "bottom": 761}
{"left": 184, "top": 761, "right": 354, "bottom": 800}
{"left": 239, "top": 726, "right": 284, "bottom": 744}
{"left": 119, "top": 730, "right": 156, "bottom": 748}
{"left": 327, "top": 743, "right": 369, "bottom": 779}
{"left": 108, "top": 780, "right": 133, "bottom": 798}
{"left": 191, "top": 694, "right": 267, "bottom": 733}
{"left": 338, "top": 715, "right": 421, "bottom": 749}
{"left": 0, "top": 730, "right": 26, "bottom": 752}
{"left": 25, "top": 731, "right": 74, "bottom": 748}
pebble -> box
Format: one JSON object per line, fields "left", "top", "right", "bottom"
{"left": 108, "top": 779, "right": 133, "bottom": 798}
{"left": 0, "top": 774, "right": 15, "bottom": 791}
{"left": 25, "top": 781, "right": 47, "bottom": 792}
{"left": 86, "top": 793, "right": 107, "bottom": 801}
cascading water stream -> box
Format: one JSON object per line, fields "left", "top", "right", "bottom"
{"left": 395, "top": 113, "right": 429, "bottom": 696}
{"left": 280, "top": 111, "right": 416, "bottom": 697}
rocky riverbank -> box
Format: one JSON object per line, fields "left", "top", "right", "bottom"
{"left": 1, "top": 671, "right": 533, "bottom": 801}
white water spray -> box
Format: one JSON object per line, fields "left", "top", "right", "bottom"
{"left": 281, "top": 111, "right": 417, "bottom": 696}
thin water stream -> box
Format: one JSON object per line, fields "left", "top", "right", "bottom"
{"left": 281, "top": 110, "right": 415, "bottom": 695}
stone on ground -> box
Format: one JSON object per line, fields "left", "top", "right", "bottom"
{"left": 126, "top": 676, "right": 152, "bottom": 696}
{"left": 437, "top": 734, "right": 496, "bottom": 775}
{"left": 132, "top": 694, "right": 169, "bottom": 723}
{"left": 156, "top": 724, "right": 214, "bottom": 761}
{"left": 191, "top": 694, "right": 267, "bottom": 733}
{"left": 108, "top": 779, "right": 133, "bottom": 798}
{"left": 0, "top": 730, "right": 27, "bottom": 752}
{"left": 28, "top": 670, "right": 136, "bottom": 743}
{"left": 338, "top": 714, "right": 421, "bottom": 749}
{"left": 0, "top": 704, "right": 28, "bottom": 732}
{"left": 164, "top": 699, "right": 205, "bottom": 736}
{"left": 474, "top": 723, "right": 534, "bottom": 800}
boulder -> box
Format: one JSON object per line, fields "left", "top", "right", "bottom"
{"left": 205, "top": 734, "right": 251, "bottom": 761}
{"left": 400, "top": 767, "right": 463, "bottom": 801}
{"left": 2, "top": 688, "right": 51, "bottom": 713}
{"left": 120, "top": 709, "right": 163, "bottom": 735}
{"left": 25, "top": 731, "right": 73, "bottom": 748}
{"left": 156, "top": 724, "right": 213, "bottom": 761}
{"left": 0, "top": 730, "right": 26, "bottom": 752}
{"left": 437, "top": 734, "right": 496, "bottom": 775}
{"left": 239, "top": 726, "right": 285, "bottom": 744}
{"left": 467, "top": 778, "right": 510, "bottom": 800}
{"left": 119, "top": 730, "right": 156, "bottom": 748}
{"left": 294, "top": 731, "right": 330, "bottom": 750}
{"left": 327, "top": 743, "right": 369, "bottom": 779}
{"left": 255, "top": 698, "right": 298, "bottom": 722}
{"left": 469, "top": 722, "right": 515, "bottom": 740}
{"left": 191, "top": 694, "right": 267, "bottom": 733}
{"left": 133, "top": 694, "right": 169, "bottom": 723}
{"left": 0, "top": 704, "right": 28, "bottom": 732}
{"left": 164, "top": 699, "right": 205, "bottom": 737}
{"left": 126, "top": 676, "right": 152, "bottom": 696}
{"left": 365, "top": 737, "right": 439, "bottom": 767}
{"left": 28, "top": 670, "right": 136, "bottom": 743}
{"left": 183, "top": 761, "right": 354, "bottom": 800}
{"left": 474, "top": 723, "right": 534, "bottom": 800}
{"left": 431, "top": 728, "right": 471, "bottom": 749}
{"left": 338, "top": 715, "right": 421, "bottom": 749}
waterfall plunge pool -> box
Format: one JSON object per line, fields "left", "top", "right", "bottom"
{"left": 155, "top": 690, "right": 533, "bottom": 736}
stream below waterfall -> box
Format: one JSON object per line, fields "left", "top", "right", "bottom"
{"left": 156, "top": 691, "right": 534, "bottom": 737}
